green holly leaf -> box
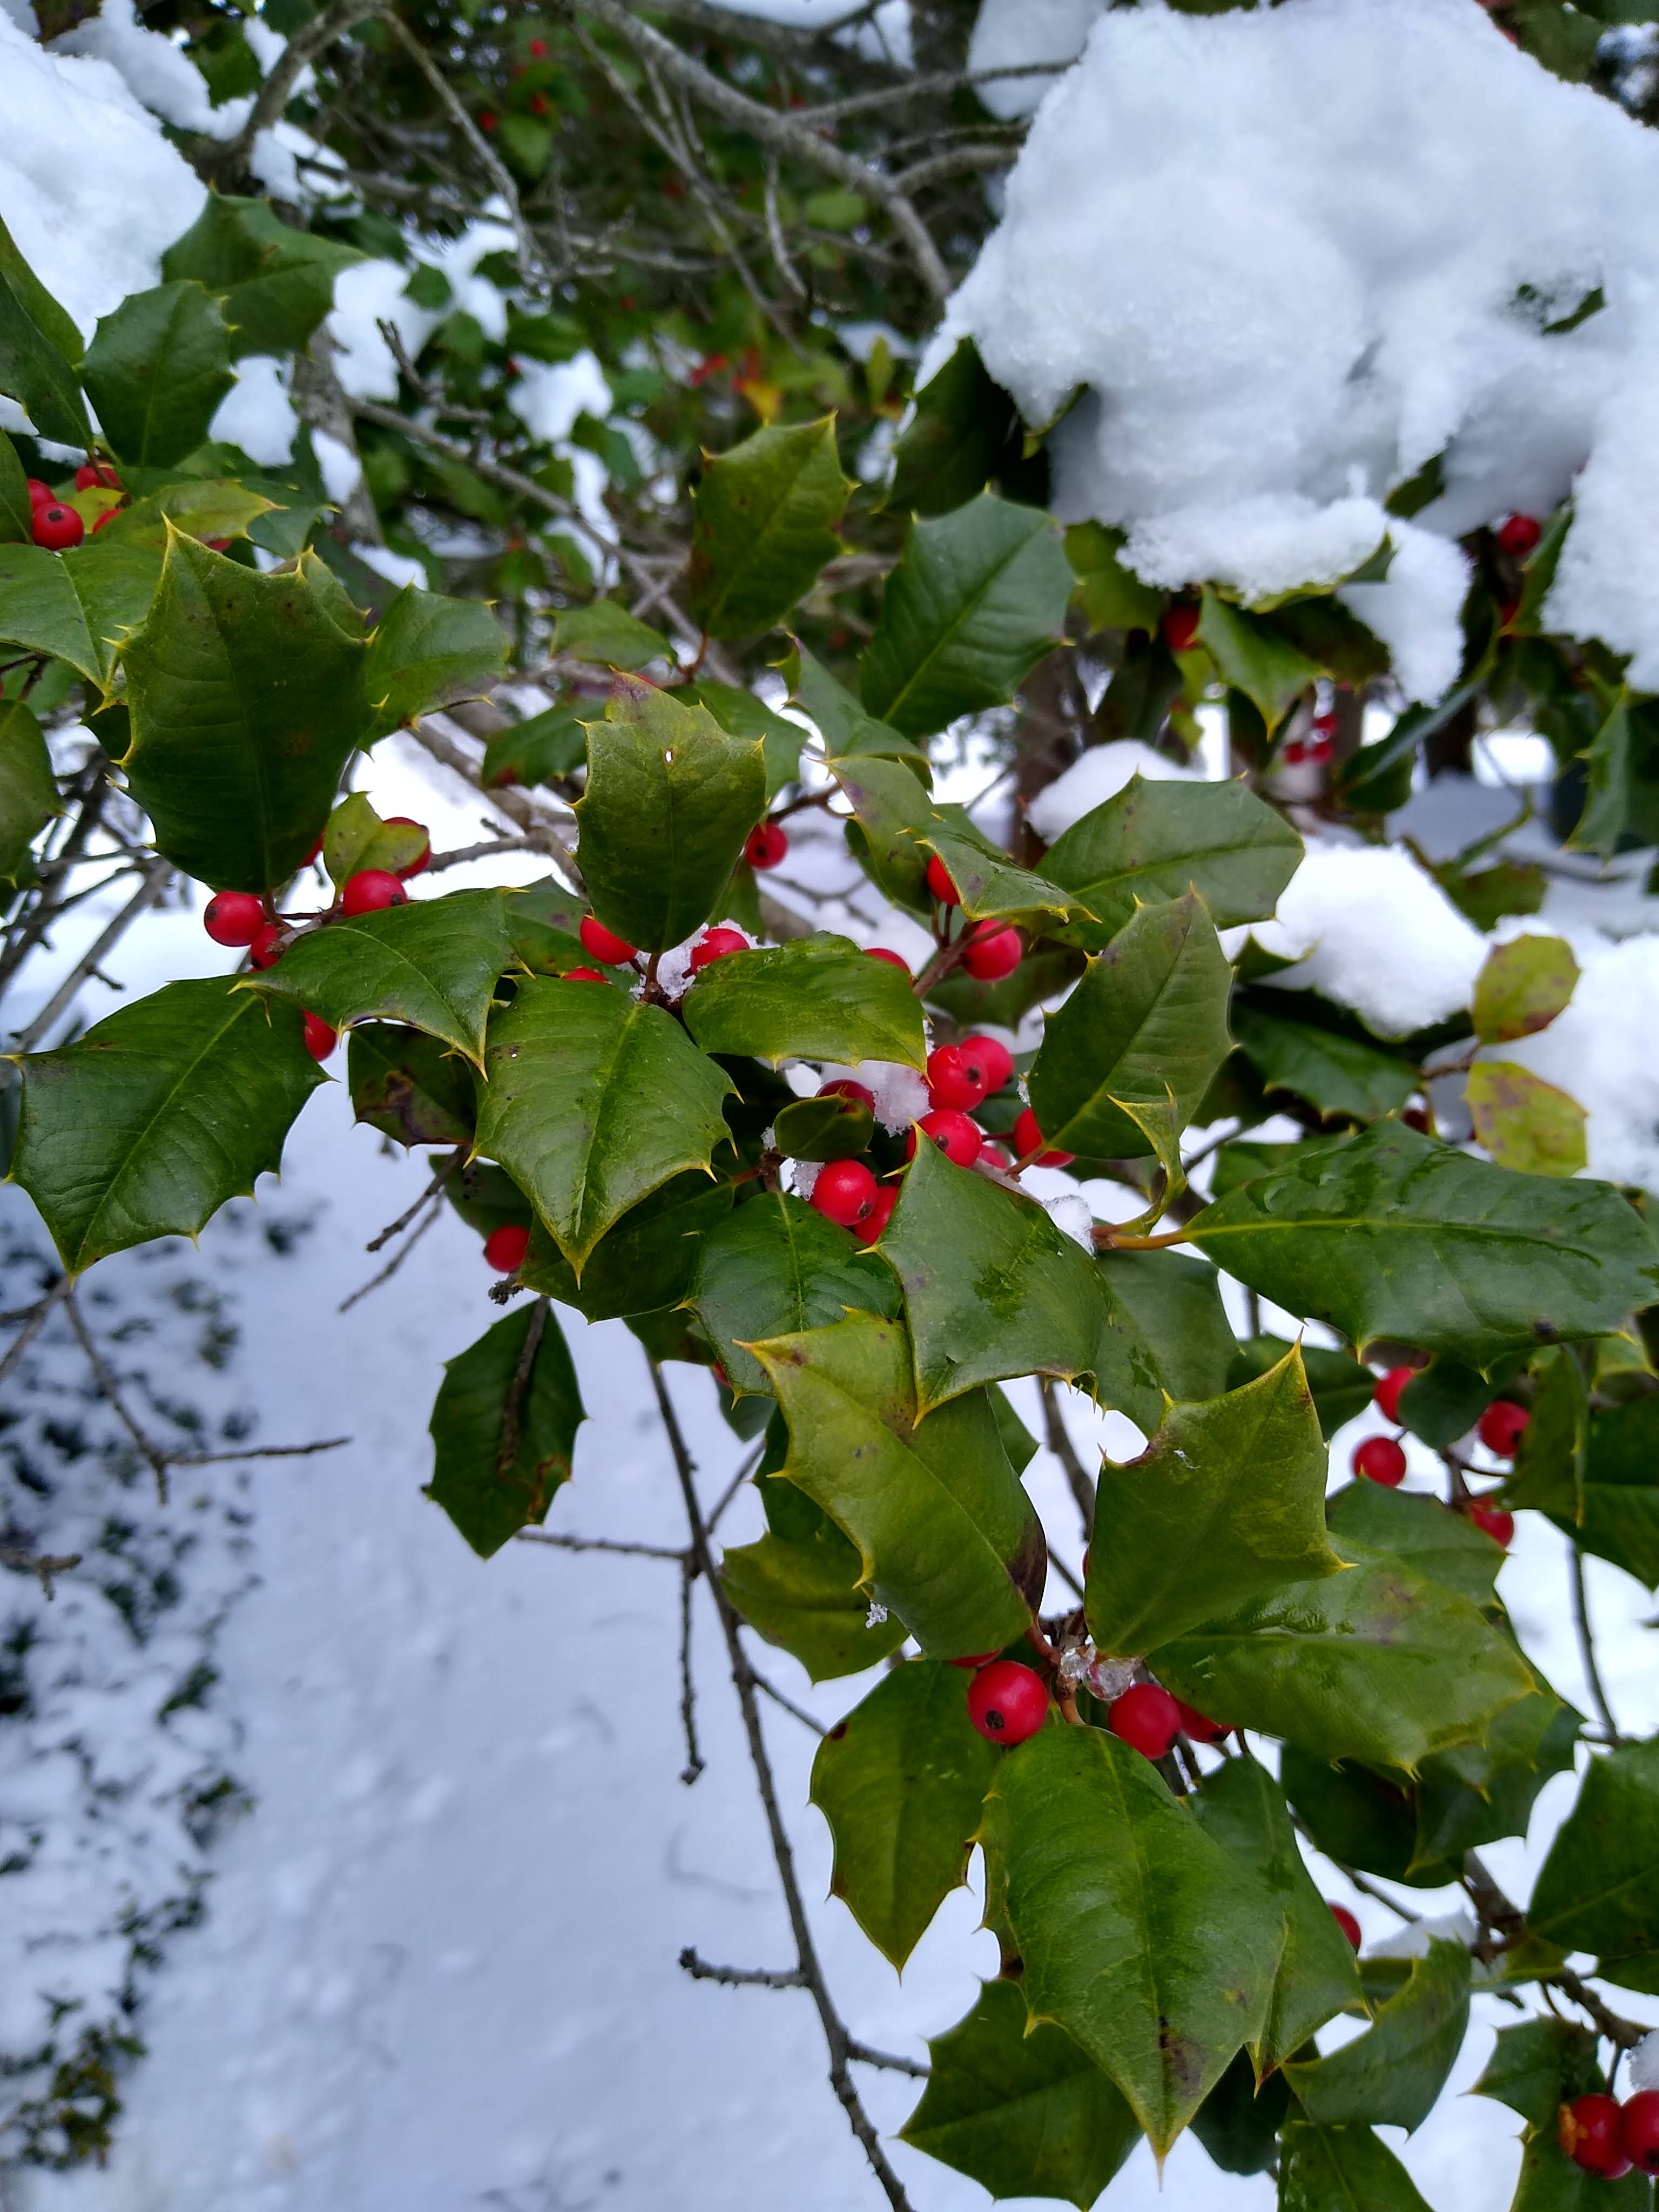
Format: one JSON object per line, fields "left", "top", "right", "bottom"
{"left": 1089, "top": 1351, "right": 1343, "bottom": 1658}
{"left": 678, "top": 680, "right": 808, "bottom": 799}
{"left": 0, "top": 536, "right": 163, "bottom": 691}
{"left": 1283, "top": 1939, "right": 1470, "bottom": 2133}
{"left": 1555, "top": 1393, "right": 1659, "bottom": 1589}
{"left": 722, "top": 1449, "right": 908, "bottom": 1681}
{"left": 1473, "top": 934, "right": 1580, "bottom": 1044}
{"left": 783, "top": 644, "right": 927, "bottom": 766}
{"left": 346, "top": 1022, "right": 476, "bottom": 1149}
{"left": 80, "top": 282, "right": 234, "bottom": 469}
{"left": 859, "top": 494, "right": 1072, "bottom": 738}
{"left": 687, "top": 417, "right": 851, "bottom": 639}
{"left": 1041, "top": 774, "right": 1302, "bottom": 946}
{"left": 426, "top": 1299, "right": 585, "bottom": 1558}
{"left": 1397, "top": 1352, "right": 1512, "bottom": 1448}
{"left": 160, "top": 193, "right": 363, "bottom": 358}
{"left": 502, "top": 882, "right": 588, "bottom": 978}
{"left": 885, "top": 339, "right": 1027, "bottom": 521}
{"left": 0, "top": 432, "right": 33, "bottom": 545}
{"left": 680, "top": 932, "right": 926, "bottom": 1070}
{"left": 361, "top": 585, "right": 505, "bottom": 736}
{"left": 249, "top": 889, "right": 515, "bottom": 1065}
{"left": 1232, "top": 1001, "right": 1420, "bottom": 1123}
{"left": 1474, "top": 2018, "right": 1601, "bottom": 2133}
{"left": 1154, "top": 1538, "right": 1535, "bottom": 1771}
{"left": 1326, "top": 1482, "right": 1502, "bottom": 1607}
{"left": 1196, "top": 588, "right": 1322, "bottom": 727}
{"left": 689, "top": 1190, "right": 899, "bottom": 1395}
{"left": 1280, "top": 1748, "right": 1451, "bottom": 1891}
{"left": 1468, "top": 1061, "right": 1588, "bottom": 1178}
{"left": 99, "top": 476, "right": 274, "bottom": 554}
{"left": 772, "top": 1090, "right": 875, "bottom": 1162}
{"left": 808, "top": 1657, "right": 997, "bottom": 1967}
{"left": 0, "top": 266, "right": 91, "bottom": 447}
{"left": 1027, "top": 892, "right": 1232, "bottom": 1159}
{"left": 1064, "top": 521, "right": 1166, "bottom": 635}
{"left": 1191, "top": 1753, "right": 1363, "bottom": 2071}
{"left": 572, "top": 680, "right": 766, "bottom": 952}
{"left": 748, "top": 1310, "right": 1046, "bottom": 1659}
{"left": 1506, "top": 2126, "right": 1654, "bottom": 2210}
{"left": 120, "top": 538, "right": 367, "bottom": 891}
{"left": 1185, "top": 1121, "right": 1659, "bottom": 1367}
{"left": 881, "top": 1136, "right": 1104, "bottom": 1413}
{"left": 475, "top": 976, "right": 735, "bottom": 1274}
{"left": 898, "top": 1979, "right": 1139, "bottom": 2209}
{"left": 1276, "top": 2117, "right": 1434, "bottom": 2211}
{"left": 1095, "top": 1246, "right": 1239, "bottom": 1432}
{"left": 0, "top": 207, "right": 82, "bottom": 364}
{"left": 482, "top": 703, "right": 586, "bottom": 791}
{"left": 552, "top": 601, "right": 672, "bottom": 671}
{"left": 10, "top": 978, "right": 325, "bottom": 1272}
{"left": 1505, "top": 1345, "right": 1589, "bottom": 1521}
{"left": 1412, "top": 1666, "right": 1580, "bottom": 1869}
{"left": 981, "top": 1723, "right": 1283, "bottom": 2154}
{"left": 522, "top": 1174, "right": 734, "bottom": 1324}
{"left": 1228, "top": 1333, "right": 1374, "bottom": 1438}
{"left": 1190, "top": 2050, "right": 1290, "bottom": 2177}
{"left": 321, "top": 792, "right": 429, "bottom": 886}
{"left": 0, "top": 699, "right": 58, "bottom": 888}
{"left": 1528, "top": 1737, "right": 1659, "bottom": 1992}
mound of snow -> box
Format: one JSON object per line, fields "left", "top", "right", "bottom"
{"left": 1026, "top": 738, "right": 1202, "bottom": 844}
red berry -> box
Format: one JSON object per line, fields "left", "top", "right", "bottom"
{"left": 962, "top": 922, "right": 1022, "bottom": 982}
{"left": 579, "top": 914, "right": 638, "bottom": 965}
{"left": 979, "top": 1141, "right": 1015, "bottom": 1173}
{"left": 810, "top": 1159, "right": 879, "bottom": 1230}
{"left": 302, "top": 1011, "right": 336, "bottom": 1061}
{"left": 1162, "top": 602, "right": 1201, "bottom": 653}
{"left": 926, "top": 854, "right": 960, "bottom": 907}
{"left": 817, "top": 1077, "right": 876, "bottom": 1111}
{"left": 1108, "top": 1683, "right": 1182, "bottom": 1760}
{"left": 74, "top": 462, "right": 120, "bottom": 491}
{"left": 966, "top": 1659, "right": 1048, "bottom": 1744}
{"left": 31, "top": 503, "right": 83, "bottom": 550}
{"left": 1468, "top": 1498, "right": 1516, "bottom": 1548}
{"left": 383, "top": 816, "right": 430, "bottom": 876}
{"left": 1282, "top": 739, "right": 1307, "bottom": 766}
{"left": 689, "top": 926, "right": 748, "bottom": 972}
{"left": 1401, "top": 1104, "right": 1431, "bottom": 1134}
{"left": 203, "top": 890, "right": 266, "bottom": 947}
{"left": 1498, "top": 513, "right": 1542, "bottom": 558}
{"left": 1560, "top": 2095, "right": 1631, "bottom": 2179}
{"left": 1013, "top": 1106, "right": 1073, "bottom": 1168}
{"left": 864, "top": 1183, "right": 898, "bottom": 1239}
{"left": 26, "top": 477, "right": 52, "bottom": 507}
{"left": 911, "top": 1108, "right": 983, "bottom": 1168}
{"left": 563, "top": 966, "right": 608, "bottom": 982}
{"left": 1373, "top": 1365, "right": 1415, "bottom": 1424}
{"left": 342, "top": 868, "right": 407, "bottom": 916}
{"left": 1174, "top": 1698, "right": 1230, "bottom": 1744}
{"left": 529, "top": 33, "right": 547, "bottom": 54}
{"left": 960, "top": 1033, "right": 1014, "bottom": 1094}
{"left": 1353, "top": 1435, "right": 1408, "bottom": 1488}
{"left": 745, "top": 820, "right": 788, "bottom": 871}
{"left": 479, "top": 108, "right": 498, "bottom": 130}
{"left": 1618, "top": 2091, "right": 1659, "bottom": 2176}
{"left": 1478, "top": 1400, "right": 1530, "bottom": 1459}
{"left": 92, "top": 507, "right": 120, "bottom": 533}
{"left": 248, "top": 921, "right": 287, "bottom": 970}
{"left": 1312, "top": 710, "right": 1339, "bottom": 738}
{"left": 305, "top": 833, "right": 325, "bottom": 866}
{"left": 866, "top": 946, "right": 911, "bottom": 974}
{"left": 926, "top": 1044, "right": 989, "bottom": 1112}
{"left": 1496, "top": 591, "right": 1521, "bottom": 630}
{"left": 948, "top": 1651, "right": 1000, "bottom": 1670}
{"left": 483, "top": 1223, "right": 530, "bottom": 1274}
{"left": 1328, "top": 1904, "right": 1363, "bottom": 1951}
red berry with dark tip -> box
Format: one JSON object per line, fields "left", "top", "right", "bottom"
{"left": 31, "top": 503, "right": 83, "bottom": 550}
{"left": 1561, "top": 2095, "right": 1631, "bottom": 2178}
{"left": 1162, "top": 602, "right": 1201, "bottom": 653}
{"left": 962, "top": 922, "right": 1022, "bottom": 981}
{"left": 248, "top": 921, "right": 286, "bottom": 970}
{"left": 818, "top": 1077, "right": 875, "bottom": 1111}
{"left": 810, "top": 1159, "right": 879, "bottom": 1230}
{"left": 1174, "top": 1698, "right": 1230, "bottom": 1744}
{"left": 342, "top": 868, "right": 408, "bottom": 916}
{"left": 383, "top": 816, "right": 430, "bottom": 876}
{"left": 580, "top": 914, "right": 638, "bottom": 965}
{"left": 203, "top": 890, "right": 266, "bottom": 947}
{"left": 689, "top": 926, "right": 747, "bottom": 972}
{"left": 1498, "top": 513, "right": 1542, "bottom": 558}
{"left": 912, "top": 1108, "right": 983, "bottom": 1168}
{"left": 1478, "top": 1399, "right": 1530, "bottom": 1458}
{"left": 745, "top": 820, "right": 788, "bottom": 871}
{"left": 302, "top": 1011, "right": 336, "bottom": 1061}
{"left": 1109, "top": 1683, "right": 1182, "bottom": 1760}
{"left": 949, "top": 1651, "right": 1000, "bottom": 1670}
{"left": 1353, "top": 1435, "right": 1408, "bottom": 1487}
{"left": 26, "top": 477, "right": 51, "bottom": 507}
{"left": 966, "top": 1659, "right": 1048, "bottom": 1744}
{"left": 1468, "top": 1498, "right": 1516, "bottom": 1548}
{"left": 926, "top": 1043, "right": 989, "bottom": 1112}
{"left": 1328, "top": 1904, "right": 1362, "bottom": 1951}
{"left": 1013, "top": 1107, "right": 1073, "bottom": 1168}
{"left": 866, "top": 946, "right": 910, "bottom": 974}
{"left": 1618, "top": 2092, "right": 1659, "bottom": 2176}
{"left": 563, "top": 966, "right": 608, "bottom": 982}
{"left": 1373, "top": 1365, "right": 1415, "bottom": 1424}
{"left": 483, "top": 1223, "right": 530, "bottom": 1274}
{"left": 960, "top": 1033, "right": 1014, "bottom": 1094}
{"left": 926, "top": 854, "right": 960, "bottom": 907}
{"left": 864, "top": 1183, "right": 897, "bottom": 1240}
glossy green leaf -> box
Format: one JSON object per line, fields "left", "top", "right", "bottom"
{"left": 687, "top": 417, "right": 850, "bottom": 638}
{"left": 572, "top": 680, "right": 766, "bottom": 952}
{"left": 1283, "top": 1939, "right": 1469, "bottom": 2133}
{"left": 346, "top": 1022, "right": 476, "bottom": 1149}
{"left": 681, "top": 932, "right": 926, "bottom": 1070}
{"left": 1473, "top": 2018, "right": 1601, "bottom": 2132}
{"left": 690, "top": 1190, "right": 898, "bottom": 1395}
{"left": 749, "top": 1311, "right": 1045, "bottom": 1658}
{"left": 859, "top": 494, "right": 1072, "bottom": 737}
{"left": 0, "top": 431, "right": 32, "bottom": 544}
{"left": 1041, "top": 774, "right": 1301, "bottom": 946}
{"left": 829, "top": 749, "right": 1078, "bottom": 928}
{"left": 1528, "top": 1737, "right": 1659, "bottom": 1991}
{"left": 784, "top": 644, "right": 926, "bottom": 766}
{"left": 0, "top": 699, "right": 58, "bottom": 887}
{"left": 1191, "top": 2049, "right": 1290, "bottom": 2177}
{"left": 1473, "top": 934, "right": 1579, "bottom": 1044}
{"left": 160, "top": 193, "right": 363, "bottom": 358}
{"left": 503, "top": 882, "right": 588, "bottom": 979}
{"left": 0, "top": 208, "right": 82, "bottom": 363}
{"left": 321, "top": 792, "right": 428, "bottom": 886}
{"left": 0, "top": 535, "right": 162, "bottom": 691}
{"left": 1468, "top": 1060, "right": 1587, "bottom": 1177}
{"left": 1228, "top": 1333, "right": 1374, "bottom": 1439}
{"left": 1027, "top": 893, "right": 1232, "bottom": 1159}
{"left": 1094, "top": 1246, "right": 1239, "bottom": 1432}
{"left": 1412, "top": 1665, "right": 1580, "bottom": 1868}
{"left": 772, "top": 1090, "right": 874, "bottom": 1162}
{"left": 1064, "top": 521, "right": 1166, "bottom": 635}
{"left": 1185, "top": 1121, "right": 1659, "bottom": 1367}
{"left": 361, "top": 585, "right": 505, "bottom": 736}
{"left": 1553, "top": 1393, "right": 1659, "bottom": 1589}
{"left": 523, "top": 1174, "right": 733, "bottom": 1323}
{"left": 80, "top": 282, "right": 234, "bottom": 469}
{"left": 885, "top": 339, "right": 1026, "bottom": 520}
{"left": 1326, "top": 1482, "right": 1503, "bottom": 1606}
{"left": 1508, "top": 2128, "right": 1655, "bottom": 2210}
{"left": 1197, "top": 588, "right": 1321, "bottom": 727}
{"left": 1397, "top": 1351, "right": 1510, "bottom": 1448}
{"left": 810, "top": 1658, "right": 997, "bottom": 1967}
{"left": 10, "top": 977, "right": 325, "bottom": 1272}
{"left": 899, "top": 1979, "right": 1139, "bottom": 2209}
{"left": 1089, "top": 1351, "right": 1342, "bottom": 1658}
{"left": 1276, "top": 2117, "right": 1434, "bottom": 2211}
{"left": 722, "top": 1458, "right": 907, "bottom": 1681}
{"left": 678, "top": 680, "right": 807, "bottom": 798}
{"left": 1280, "top": 1747, "right": 1450, "bottom": 1891}
{"left": 1232, "top": 1002, "right": 1420, "bottom": 1123}
{"left": 982, "top": 1723, "right": 1283, "bottom": 2153}
{"left": 0, "top": 267, "right": 91, "bottom": 446}
{"left": 1505, "top": 1344, "right": 1588, "bottom": 1522}
{"left": 426, "top": 1300, "right": 584, "bottom": 1557}
{"left": 482, "top": 703, "right": 586, "bottom": 791}
{"left": 100, "top": 476, "right": 273, "bottom": 553}
{"left": 552, "top": 601, "right": 671, "bottom": 670}
{"left": 120, "top": 537, "right": 367, "bottom": 891}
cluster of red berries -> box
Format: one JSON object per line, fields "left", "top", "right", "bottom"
{"left": 1282, "top": 709, "right": 1338, "bottom": 770}
{"left": 1561, "top": 2090, "right": 1659, "bottom": 2179}
{"left": 1350, "top": 1365, "right": 1526, "bottom": 1546}
{"left": 957, "top": 1654, "right": 1231, "bottom": 1758}
{"left": 27, "top": 463, "right": 123, "bottom": 551}
{"left": 924, "top": 857, "right": 1023, "bottom": 981}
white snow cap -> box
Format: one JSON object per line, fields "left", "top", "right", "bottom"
{"left": 208, "top": 355, "right": 298, "bottom": 467}
{"left": 1368, "top": 1909, "right": 1478, "bottom": 1959}
{"left": 818, "top": 1059, "right": 929, "bottom": 1135}
{"left": 52, "top": 0, "right": 247, "bottom": 139}
{"left": 967, "top": 0, "right": 1107, "bottom": 120}
{"left": 1042, "top": 1191, "right": 1095, "bottom": 1250}
{"left": 1026, "top": 739, "right": 1202, "bottom": 844}
{"left": 1631, "top": 2030, "right": 1659, "bottom": 2093}
{"left": 947, "top": 0, "right": 1659, "bottom": 696}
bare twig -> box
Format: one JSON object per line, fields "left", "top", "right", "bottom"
{"left": 709, "top": 1437, "right": 771, "bottom": 1530}
{"left": 203, "top": 0, "right": 385, "bottom": 183}
{"left": 678, "top": 1948, "right": 808, "bottom": 1989}
{"left": 0, "top": 1274, "right": 72, "bottom": 1389}
{"left": 366, "top": 1155, "right": 460, "bottom": 1254}
{"left": 429, "top": 833, "right": 568, "bottom": 872}
{"left": 10, "top": 860, "right": 172, "bottom": 1052}
{"left": 164, "top": 1437, "right": 352, "bottom": 1468}
{"left": 763, "top": 156, "right": 810, "bottom": 302}
{"left": 752, "top": 1669, "right": 827, "bottom": 1736}
{"left": 516, "top": 1528, "right": 690, "bottom": 1561}
{"left": 846, "top": 2038, "right": 929, "bottom": 2078}
{"left": 1570, "top": 1544, "right": 1624, "bottom": 1744}
{"left": 64, "top": 1289, "right": 173, "bottom": 1505}
{"left": 0, "top": 1546, "right": 81, "bottom": 1596}
{"left": 678, "top": 1556, "right": 706, "bottom": 1783}
{"left": 1038, "top": 1377, "right": 1095, "bottom": 1538}
{"left": 496, "top": 1297, "right": 549, "bottom": 1477}
{"left": 338, "top": 1195, "right": 443, "bottom": 1313}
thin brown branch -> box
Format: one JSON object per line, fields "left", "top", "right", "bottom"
{"left": 337, "top": 1195, "right": 442, "bottom": 1313}
{"left": 752, "top": 1669, "right": 827, "bottom": 1736}
{"left": 11, "top": 860, "right": 172, "bottom": 1053}
{"left": 891, "top": 144, "right": 1014, "bottom": 194}
{"left": 496, "top": 1297, "right": 549, "bottom": 1477}
{"left": 678, "top": 1948, "right": 808, "bottom": 1989}
{"left": 846, "top": 2038, "right": 929, "bottom": 2078}
{"left": 203, "top": 0, "right": 385, "bottom": 183}
{"left": 0, "top": 1274, "right": 72, "bottom": 1390}
{"left": 64, "top": 1289, "right": 173, "bottom": 1505}
{"left": 1570, "top": 1544, "right": 1624, "bottom": 1744}
{"left": 0, "top": 1545, "right": 81, "bottom": 1596}
{"left": 1038, "top": 1376, "right": 1095, "bottom": 1538}
{"left": 516, "top": 1528, "right": 691, "bottom": 1561}
{"left": 366, "top": 1154, "right": 460, "bottom": 1254}
{"left": 164, "top": 1437, "right": 352, "bottom": 1468}
{"left": 678, "top": 1556, "right": 706, "bottom": 1782}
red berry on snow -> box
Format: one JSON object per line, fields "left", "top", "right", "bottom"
{"left": 1353, "top": 1435, "right": 1408, "bottom": 1488}
{"left": 864, "top": 1183, "right": 898, "bottom": 1239}
{"left": 865, "top": 946, "right": 911, "bottom": 974}
{"left": 562, "top": 966, "right": 608, "bottom": 982}
{"left": 1373, "top": 1365, "right": 1415, "bottom": 1424}
{"left": 911, "top": 1108, "right": 983, "bottom": 1168}
{"left": 1108, "top": 1683, "right": 1183, "bottom": 1760}
{"left": 817, "top": 1077, "right": 876, "bottom": 1111}
{"left": 1468, "top": 1498, "right": 1516, "bottom": 1548}
{"left": 948, "top": 1651, "right": 1001, "bottom": 1670}
{"left": 203, "top": 890, "right": 266, "bottom": 947}
{"left": 302, "top": 1011, "right": 336, "bottom": 1061}
{"left": 926, "top": 1044, "right": 989, "bottom": 1113}
{"left": 745, "top": 820, "right": 789, "bottom": 871}
{"left": 966, "top": 1659, "right": 1048, "bottom": 1744}
{"left": 1013, "top": 1107, "right": 1073, "bottom": 1168}
{"left": 926, "top": 854, "right": 960, "bottom": 907}
{"left": 483, "top": 1223, "right": 530, "bottom": 1274}
{"left": 580, "top": 915, "right": 638, "bottom": 965}
{"left": 342, "top": 868, "right": 408, "bottom": 916}
{"left": 248, "top": 921, "right": 287, "bottom": 970}
{"left": 1498, "top": 513, "right": 1542, "bottom": 558}
{"left": 689, "top": 926, "right": 748, "bottom": 972}
{"left": 1560, "top": 2095, "right": 1631, "bottom": 2179}
{"left": 962, "top": 922, "right": 1022, "bottom": 981}
{"left": 810, "top": 1159, "right": 879, "bottom": 1230}
{"left": 1478, "top": 1399, "right": 1530, "bottom": 1458}
{"left": 1328, "top": 1904, "right": 1363, "bottom": 1951}
{"left": 1162, "top": 603, "right": 1201, "bottom": 653}
{"left": 31, "top": 503, "right": 83, "bottom": 550}
{"left": 960, "top": 1033, "right": 1014, "bottom": 1094}
{"left": 1618, "top": 2092, "right": 1659, "bottom": 2176}
{"left": 26, "top": 477, "right": 52, "bottom": 506}
{"left": 383, "top": 816, "right": 430, "bottom": 876}
{"left": 1174, "top": 1698, "right": 1230, "bottom": 1744}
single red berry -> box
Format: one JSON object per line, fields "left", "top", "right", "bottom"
{"left": 529, "top": 33, "right": 548, "bottom": 53}
{"left": 1468, "top": 1498, "right": 1516, "bottom": 1548}
{"left": 810, "top": 1159, "right": 879, "bottom": 1230}
{"left": 383, "top": 816, "right": 430, "bottom": 876}
{"left": 1282, "top": 739, "right": 1307, "bottom": 766}
{"left": 1560, "top": 2095, "right": 1631, "bottom": 2178}
{"left": 1401, "top": 1104, "right": 1431, "bottom": 1134}
{"left": 75, "top": 462, "right": 119, "bottom": 491}
{"left": 966, "top": 1659, "right": 1049, "bottom": 1744}
{"left": 1162, "top": 602, "right": 1201, "bottom": 653}
{"left": 1353, "top": 1435, "right": 1408, "bottom": 1488}
{"left": 864, "top": 1183, "right": 898, "bottom": 1239}
{"left": 203, "top": 536, "right": 232, "bottom": 552}
{"left": 1108, "top": 1683, "right": 1183, "bottom": 1761}
{"left": 305, "top": 833, "right": 325, "bottom": 866}
{"left": 1478, "top": 1399, "right": 1530, "bottom": 1458}
{"left": 26, "top": 477, "right": 52, "bottom": 507}
{"left": 1496, "top": 591, "right": 1521, "bottom": 630}
{"left": 483, "top": 1223, "right": 530, "bottom": 1274}
{"left": 817, "top": 1077, "right": 876, "bottom": 1111}
{"left": 926, "top": 1044, "right": 989, "bottom": 1113}
{"left": 203, "top": 890, "right": 266, "bottom": 947}
{"left": 1618, "top": 2091, "right": 1659, "bottom": 2176}
{"left": 910, "top": 1109, "right": 984, "bottom": 1168}
{"left": 342, "top": 868, "right": 408, "bottom": 916}
{"left": 31, "top": 503, "right": 83, "bottom": 550}
{"left": 1328, "top": 1904, "right": 1363, "bottom": 1951}
{"left": 248, "top": 921, "right": 287, "bottom": 970}
{"left": 745, "top": 820, "right": 789, "bottom": 871}
{"left": 1312, "top": 710, "right": 1339, "bottom": 738}
{"left": 302, "top": 1011, "right": 336, "bottom": 1061}
{"left": 92, "top": 507, "right": 120, "bottom": 534}
{"left": 478, "top": 107, "right": 498, "bottom": 130}
{"left": 960, "top": 1033, "right": 1014, "bottom": 1093}
{"left": 1013, "top": 1106, "right": 1073, "bottom": 1168}
{"left": 579, "top": 914, "right": 638, "bottom": 965}
{"left": 1309, "top": 736, "right": 1335, "bottom": 764}
{"left": 948, "top": 1651, "right": 1000, "bottom": 1670}
{"left": 866, "top": 946, "right": 911, "bottom": 974}
{"left": 1174, "top": 1698, "right": 1230, "bottom": 1744}
{"left": 563, "top": 966, "right": 608, "bottom": 982}
{"left": 962, "top": 922, "right": 1022, "bottom": 982}
{"left": 926, "top": 854, "right": 960, "bottom": 907}
{"left": 1498, "top": 512, "right": 1542, "bottom": 558}
{"left": 711, "top": 1362, "right": 729, "bottom": 1391}
{"left": 1373, "top": 1365, "right": 1415, "bottom": 1424}
{"left": 689, "top": 926, "right": 748, "bottom": 972}
{"left": 979, "top": 1141, "right": 1015, "bottom": 1172}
